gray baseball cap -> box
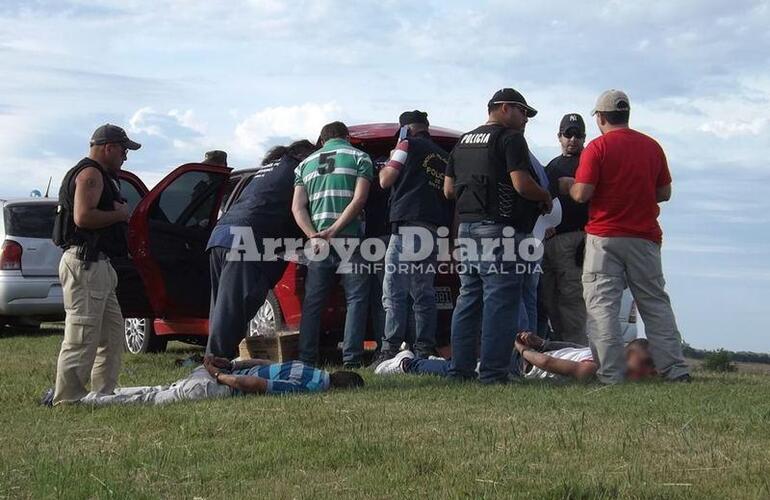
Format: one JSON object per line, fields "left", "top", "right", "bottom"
{"left": 591, "top": 90, "right": 630, "bottom": 115}
{"left": 90, "top": 123, "right": 141, "bottom": 150}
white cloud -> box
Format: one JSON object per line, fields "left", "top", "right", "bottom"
{"left": 699, "top": 118, "right": 767, "bottom": 138}
{"left": 233, "top": 102, "right": 343, "bottom": 155}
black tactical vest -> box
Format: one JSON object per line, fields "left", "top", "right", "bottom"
{"left": 52, "top": 158, "right": 128, "bottom": 261}
{"left": 451, "top": 124, "right": 540, "bottom": 233}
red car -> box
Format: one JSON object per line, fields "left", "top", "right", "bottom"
{"left": 114, "top": 123, "right": 462, "bottom": 354}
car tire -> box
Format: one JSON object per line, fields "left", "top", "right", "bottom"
{"left": 124, "top": 317, "right": 167, "bottom": 354}
{"left": 247, "top": 291, "right": 283, "bottom": 337}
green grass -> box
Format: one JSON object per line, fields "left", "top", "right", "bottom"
{"left": 1, "top": 328, "right": 769, "bottom": 499}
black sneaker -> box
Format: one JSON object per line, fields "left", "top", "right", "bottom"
{"left": 343, "top": 361, "right": 363, "bottom": 369}
{"left": 39, "top": 387, "right": 54, "bottom": 407}
{"left": 671, "top": 374, "right": 692, "bottom": 383}
{"left": 367, "top": 351, "right": 396, "bottom": 370}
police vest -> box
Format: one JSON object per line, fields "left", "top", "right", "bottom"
{"left": 389, "top": 132, "right": 452, "bottom": 227}
{"left": 52, "top": 158, "right": 128, "bottom": 261}
{"left": 451, "top": 124, "right": 539, "bottom": 232}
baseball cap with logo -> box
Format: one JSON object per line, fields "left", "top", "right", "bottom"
{"left": 559, "top": 113, "right": 586, "bottom": 135}
{"left": 591, "top": 90, "right": 630, "bottom": 115}
{"left": 488, "top": 88, "right": 538, "bottom": 117}
{"left": 90, "top": 124, "right": 141, "bottom": 150}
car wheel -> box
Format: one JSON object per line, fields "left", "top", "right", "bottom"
{"left": 124, "top": 317, "right": 167, "bottom": 354}
{"left": 247, "top": 291, "right": 283, "bottom": 337}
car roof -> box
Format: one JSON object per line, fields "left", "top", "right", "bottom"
{"left": 0, "top": 197, "right": 58, "bottom": 206}
{"left": 349, "top": 122, "right": 462, "bottom": 140}
{"left": 229, "top": 122, "right": 462, "bottom": 175}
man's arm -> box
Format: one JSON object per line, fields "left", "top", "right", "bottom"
{"left": 569, "top": 182, "right": 595, "bottom": 204}
{"left": 443, "top": 175, "right": 456, "bottom": 200}
{"left": 291, "top": 185, "right": 318, "bottom": 238}
{"left": 379, "top": 140, "right": 408, "bottom": 189}
{"left": 520, "top": 349, "right": 598, "bottom": 380}
{"left": 73, "top": 167, "right": 129, "bottom": 229}
{"left": 656, "top": 184, "right": 671, "bottom": 202}
{"left": 318, "top": 177, "right": 371, "bottom": 239}
{"left": 230, "top": 358, "right": 273, "bottom": 370}
{"left": 214, "top": 374, "right": 269, "bottom": 394}
{"left": 510, "top": 171, "right": 551, "bottom": 203}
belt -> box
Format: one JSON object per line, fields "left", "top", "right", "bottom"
{"left": 66, "top": 246, "right": 109, "bottom": 261}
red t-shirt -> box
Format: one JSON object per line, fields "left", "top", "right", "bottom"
{"left": 575, "top": 128, "right": 671, "bottom": 243}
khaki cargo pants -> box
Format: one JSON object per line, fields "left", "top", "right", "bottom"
{"left": 582, "top": 235, "right": 689, "bottom": 384}
{"left": 53, "top": 248, "right": 124, "bottom": 405}
{"left": 541, "top": 230, "right": 587, "bottom": 345}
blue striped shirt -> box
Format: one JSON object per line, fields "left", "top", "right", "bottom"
{"left": 233, "top": 361, "right": 330, "bottom": 395}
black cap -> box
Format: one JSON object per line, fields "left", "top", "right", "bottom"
{"left": 398, "top": 110, "right": 429, "bottom": 127}
{"left": 559, "top": 113, "right": 586, "bottom": 135}
{"left": 90, "top": 123, "right": 141, "bottom": 150}
{"left": 203, "top": 150, "right": 228, "bottom": 166}
{"left": 488, "top": 88, "right": 537, "bottom": 117}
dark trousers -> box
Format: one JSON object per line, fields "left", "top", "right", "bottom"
{"left": 206, "top": 247, "right": 275, "bottom": 359}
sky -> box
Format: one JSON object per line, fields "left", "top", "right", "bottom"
{"left": 1, "top": 0, "right": 769, "bottom": 351}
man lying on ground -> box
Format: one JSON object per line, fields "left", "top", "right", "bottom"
{"left": 75, "top": 355, "right": 364, "bottom": 406}
{"left": 374, "top": 332, "right": 656, "bottom": 382}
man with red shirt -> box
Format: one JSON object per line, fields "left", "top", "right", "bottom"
{"left": 561, "top": 89, "right": 689, "bottom": 384}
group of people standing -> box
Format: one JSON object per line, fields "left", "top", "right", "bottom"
{"left": 44, "top": 85, "right": 689, "bottom": 407}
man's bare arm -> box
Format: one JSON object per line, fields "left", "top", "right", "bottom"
{"left": 656, "top": 184, "right": 672, "bottom": 203}
{"left": 521, "top": 349, "right": 598, "bottom": 381}
{"left": 570, "top": 182, "right": 595, "bottom": 204}
{"left": 291, "top": 186, "right": 318, "bottom": 238}
{"left": 379, "top": 167, "right": 400, "bottom": 189}
{"left": 230, "top": 358, "right": 273, "bottom": 370}
{"left": 319, "top": 177, "right": 370, "bottom": 239}
{"left": 73, "top": 167, "right": 129, "bottom": 229}
{"left": 443, "top": 175, "right": 456, "bottom": 200}
{"left": 510, "top": 171, "right": 551, "bottom": 203}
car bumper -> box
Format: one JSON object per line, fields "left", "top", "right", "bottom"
{"left": 0, "top": 272, "right": 64, "bottom": 316}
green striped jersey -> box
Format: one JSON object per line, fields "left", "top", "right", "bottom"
{"left": 294, "top": 138, "right": 373, "bottom": 236}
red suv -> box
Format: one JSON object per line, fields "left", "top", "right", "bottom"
{"left": 114, "top": 123, "right": 462, "bottom": 354}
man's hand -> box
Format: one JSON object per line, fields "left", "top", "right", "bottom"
{"left": 113, "top": 201, "right": 130, "bottom": 222}
{"left": 514, "top": 337, "right": 527, "bottom": 354}
{"left": 517, "top": 331, "right": 544, "bottom": 350}
{"left": 316, "top": 226, "right": 338, "bottom": 240}
{"left": 208, "top": 356, "right": 231, "bottom": 370}
{"left": 544, "top": 227, "right": 556, "bottom": 239}
{"left": 203, "top": 355, "right": 219, "bottom": 377}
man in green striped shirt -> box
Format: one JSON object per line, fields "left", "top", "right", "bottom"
{"left": 292, "top": 121, "right": 373, "bottom": 367}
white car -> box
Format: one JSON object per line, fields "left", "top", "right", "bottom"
{"left": 0, "top": 198, "right": 64, "bottom": 328}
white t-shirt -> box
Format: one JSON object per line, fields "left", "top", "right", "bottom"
{"left": 524, "top": 347, "right": 594, "bottom": 380}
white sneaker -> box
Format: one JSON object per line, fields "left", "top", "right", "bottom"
{"left": 375, "top": 350, "right": 415, "bottom": 375}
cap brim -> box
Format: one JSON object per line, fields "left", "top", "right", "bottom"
{"left": 524, "top": 106, "right": 538, "bottom": 118}
{"left": 124, "top": 139, "right": 141, "bottom": 150}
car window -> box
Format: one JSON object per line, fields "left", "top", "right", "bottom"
{"left": 218, "top": 176, "right": 241, "bottom": 214}
{"left": 150, "top": 171, "right": 222, "bottom": 228}
{"left": 3, "top": 204, "right": 57, "bottom": 238}
{"left": 120, "top": 180, "right": 144, "bottom": 214}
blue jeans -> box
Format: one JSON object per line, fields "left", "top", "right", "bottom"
{"left": 449, "top": 222, "right": 527, "bottom": 384}
{"left": 405, "top": 357, "right": 450, "bottom": 377}
{"left": 518, "top": 252, "right": 543, "bottom": 332}
{"left": 381, "top": 228, "right": 438, "bottom": 357}
{"left": 298, "top": 249, "right": 371, "bottom": 365}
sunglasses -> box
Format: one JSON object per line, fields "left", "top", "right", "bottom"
{"left": 561, "top": 131, "right": 585, "bottom": 139}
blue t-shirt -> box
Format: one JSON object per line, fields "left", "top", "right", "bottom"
{"left": 232, "top": 361, "right": 330, "bottom": 395}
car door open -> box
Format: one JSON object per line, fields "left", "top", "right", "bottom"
{"left": 127, "top": 163, "right": 232, "bottom": 320}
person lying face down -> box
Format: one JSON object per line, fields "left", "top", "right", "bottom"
{"left": 374, "top": 332, "right": 657, "bottom": 382}
{"left": 79, "top": 355, "right": 364, "bottom": 406}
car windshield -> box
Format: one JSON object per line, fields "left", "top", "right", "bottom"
{"left": 3, "top": 203, "right": 57, "bottom": 239}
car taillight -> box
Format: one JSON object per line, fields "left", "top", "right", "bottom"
{"left": 628, "top": 300, "right": 637, "bottom": 324}
{"left": 0, "top": 240, "right": 23, "bottom": 271}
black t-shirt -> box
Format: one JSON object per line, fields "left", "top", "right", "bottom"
{"left": 546, "top": 154, "right": 588, "bottom": 234}
{"left": 389, "top": 132, "right": 452, "bottom": 227}
{"left": 365, "top": 157, "right": 391, "bottom": 237}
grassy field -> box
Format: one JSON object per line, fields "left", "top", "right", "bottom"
{"left": 1, "top": 327, "right": 769, "bottom": 499}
